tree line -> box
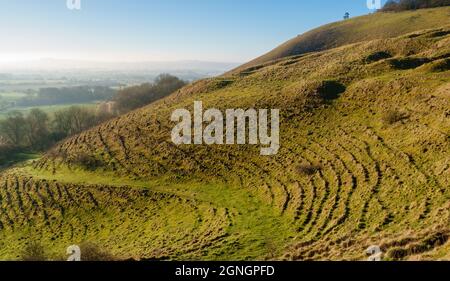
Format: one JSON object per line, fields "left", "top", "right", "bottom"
{"left": 381, "top": 0, "right": 450, "bottom": 11}
{"left": 113, "top": 74, "right": 187, "bottom": 114}
{"left": 0, "top": 106, "right": 114, "bottom": 167}
{"left": 0, "top": 74, "right": 187, "bottom": 166}
{"left": 0, "top": 107, "right": 114, "bottom": 151}
{"left": 17, "top": 86, "right": 116, "bottom": 107}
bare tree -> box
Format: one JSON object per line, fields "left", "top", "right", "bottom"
{"left": 0, "top": 111, "right": 27, "bottom": 145}
{"left": 25, "top": 108, "right": 50, "bottom": 149}
{"left": 114, "top": 74, "right": 186, "bottom": 114}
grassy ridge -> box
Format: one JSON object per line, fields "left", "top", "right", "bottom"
{"left": 230, "top": 7, "right": 450, "bottom": 74}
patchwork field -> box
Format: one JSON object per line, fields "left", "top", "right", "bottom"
{"left": 0, "top": 8, "right": 449, "bottom": 260}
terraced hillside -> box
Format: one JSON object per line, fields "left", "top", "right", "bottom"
{"left": 1, "top": 9, "right": 450, "bottom": 260}
{"left": 0, "top": 172, "right": 234, "bottom": 260}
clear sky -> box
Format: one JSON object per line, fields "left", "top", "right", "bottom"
{"left": 0, "top": 0, "right": 387, "bottom": 63}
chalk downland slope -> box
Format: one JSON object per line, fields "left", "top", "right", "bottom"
{"left": 0, "top": 8, "right": 450, "bottom": 260}
{"left": 229, "top": 7, "right": 450, "bottom": 75}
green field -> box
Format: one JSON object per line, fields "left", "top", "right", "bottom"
{"left": 0, "top": 92, "right": 28, "bottom": 99}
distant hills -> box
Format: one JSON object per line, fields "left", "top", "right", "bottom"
{"left": 0, "top": 59, "right": 240, "bottom": 79}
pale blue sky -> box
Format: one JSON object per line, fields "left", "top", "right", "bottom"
{"left": 0, "top": 0, "right": 386, "bottom": 63}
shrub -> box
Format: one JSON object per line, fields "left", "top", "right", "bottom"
{"left": 386, "top": 247, "right": 409, "bottom": 260}
{"left": 0, "top": 144, "right": 19, "bottom": 163}
{"left": 79, "top": 242, "right": 116, "bottom": 261}
{"left": 382, "top": 109, "right": 409, "bottom": 125}
{"left": 72, "top": 153, "right": 104, "bottom": 170}
{"left": 317, "top": 81, "right": 346, "bottom": 101}
{"left": 389, "top": 57, "right": 430, "bottom": 70}
{"left": 297, "top": 163, "right": 322, "bottom": 176}
{"left": 20, "top": 241, "right": 48, "bottom": 261}
{"left": 365, "top": 51, "right": 392, "bottom": 63}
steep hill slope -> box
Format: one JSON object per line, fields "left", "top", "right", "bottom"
{"left": 230, "top": 7, "right": 450, "bottom": 75}
{"left": 1, "top": 9, "right": 449, "bottom": 260}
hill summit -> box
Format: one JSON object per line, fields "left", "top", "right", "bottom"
{"left": 229, "top": 7, "right": 450, "bottom": 74}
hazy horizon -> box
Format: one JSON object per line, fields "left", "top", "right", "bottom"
{"left": 0, "top": 58, "right": 240, "bottom": 72}
{"left": 0, "top": 0, "right": 382, "bottom": 67}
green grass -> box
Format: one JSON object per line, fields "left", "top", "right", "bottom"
{"left": 12, "top": 165, "right": 296, "bottom": 260}
{"left": 0, "top": 8, "right": 449, "bottom": 261}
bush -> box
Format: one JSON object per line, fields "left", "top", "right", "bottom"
{"left": 365, "top": 51, "right": 392, "bottom": 63}
{"left": 20, "top": 241, "right": 48, "bottom": 261}
{"left": 297, "top": 164, "right": 322, "bottom": 176}
{"left": 72, "top": 153, "right": 104, "bottom": 170}
{"left": 0, "top": 144, "right": 19, "bottom": 163}
{"left": 79, "top": 242, "right": 116, "bottom": 261}
{"left": 382, "top": 109, "right": 409, "bottom": 125}
{"left": 317, "top": 81, "right": 346, "bottom": 101}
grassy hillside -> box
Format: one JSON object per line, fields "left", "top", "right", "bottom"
{"left": 230, "top": 7, "right": 450, "bottom": 75}
{"left": 0, "top": 8, "right": 449, "bottom": 260}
